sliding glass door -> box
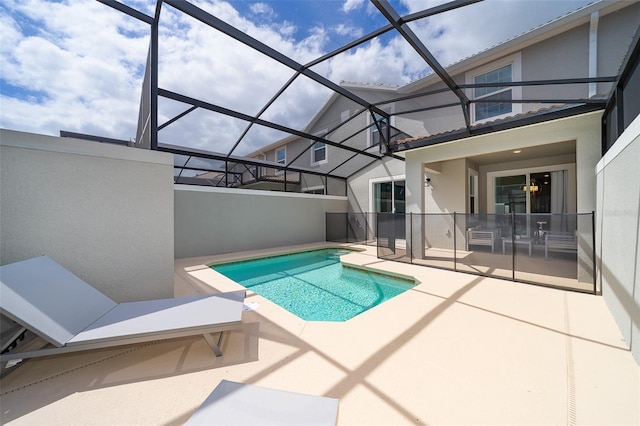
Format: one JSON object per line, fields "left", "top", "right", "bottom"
{"left": 374, "top": 180, "right": 405, "bottom": 239}
{"left": 490, "top": 167, "right": 571, "bottom": 237}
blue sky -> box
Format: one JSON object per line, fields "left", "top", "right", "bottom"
{"left": 1, "top": 0, "right": 595, "bottom": 154}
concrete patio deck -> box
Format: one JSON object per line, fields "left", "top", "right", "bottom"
{"left": 1, "top": 243, "right": 638, "bottom": 425}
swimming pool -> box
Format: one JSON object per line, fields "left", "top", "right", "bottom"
{"left": 211, "top": 248, "right": 414, "bottom": 322}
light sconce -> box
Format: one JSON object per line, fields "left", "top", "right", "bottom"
{"left": 523, "top": 182, "right": 539, "bottom": 192}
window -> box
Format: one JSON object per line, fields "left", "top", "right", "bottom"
{"left": 466, "top": 53, "right": 521, "bottom": 123}
{"left": 276, "top": 148, "right": 285, "bottom": 165}
{"left": 370, "top": 113, "right": 387, "bottom": 147}
{"left": 474, "top": 64, "right": 512, "bottom": 121}
{"left": 371, "top": 178, "right": 406, "bottom": 240}
{"left": 374, "top": 180, "right": 405, "bottom": 214}
{"left": 469, "top": 171, "right": 478, "bottom": 214}
{"left": 311, "top": 141, "right": 327, "bottom": 165}
{"left": 368, "top": 106, "right": 394, "bottom": 147}
{"left": 490, "top": 168, "right": 573, "bottom": 237}
{"left": 275, "top": 147, "right": 286, "bottom": 175}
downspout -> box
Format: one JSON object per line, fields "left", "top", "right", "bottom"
{"left": 589, "top": 11, "right": 599, "bottom": 98}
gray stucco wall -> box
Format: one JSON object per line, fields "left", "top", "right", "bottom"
{"left": 174, "top": 186, "right": 347, "bottom": 258}
{"left": 0, "top": 130, "right": 175, "bottom": 302}
{"left": 346, "top": 156, "right": 406, "bottom": 215}
{"left": 596, "top": 115, "right": 640, "bottom": 364}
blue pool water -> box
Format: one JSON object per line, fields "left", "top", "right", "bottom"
{"left": 212, "top": 249, "right": 414, "bottom": 322}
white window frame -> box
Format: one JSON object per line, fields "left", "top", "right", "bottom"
{"left": 368, "top": 104, "right": 395, "bottom": 148}
{"left": 258, "top": 153, "right": 266, "bottom": 177}
{"left": 469, "top": 168, "right": 479, "bottom": 214}
{"left": 368, "top": 174, "right": 405, "bottom": 213}
{"left": 465, "top": 52, "right": 522, "bottom": 124}
{"left": 310, "top": 130, "right": 328, "bottom": 166}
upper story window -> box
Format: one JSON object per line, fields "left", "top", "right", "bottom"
{"left": 276, "top": 147, "right": 286, "bottom": 165}
{"left": 466, "top": 52, "right": 522, "bottom": 123}
{"left": 474, "top": 64, "right": 512, "bottom": 120}
{"left": 369, "top": 106, "right": 394, "bottom": 147}
{"left": 311, "top": 141, "right": 327, "bottom": 165}
{"left": 275, "top": 147, "right": 286, "bottom": 175}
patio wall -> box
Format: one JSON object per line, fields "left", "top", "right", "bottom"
{"left": 174, "top": 185, "right": 347, "bottom": 259}
{"left": 596, "top": 114, "right": 640, "bottom": 364}
{"left": 0, "top": 130, "right": 175, "bottom": 302}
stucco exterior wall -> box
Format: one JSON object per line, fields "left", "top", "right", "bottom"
{"left": 0, "top": 130, "right": 175, "bottom": 302}
{"left": 346, "top": 156, "right": 406, "bottom": 215}
{"left": 597, "top": 3, "right": 640, "bottom": 93}
{"left": 174, "top": 186, "right": 347, "bottom": 258}
{"left": 596, "top": 114, "right": 640, "bottom": 364}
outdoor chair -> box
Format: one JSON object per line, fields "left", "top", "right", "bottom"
{"left": 186, "top": 380, "right": 339, "bottom": 425}
{"left": 0, "top": 255, "right": 246, "bottom": 370}
{"left": 544, "top": 231, "right": 578, "bottom": 258}
{"left": 466, "top": 226, "right": 501, "bottom": 253}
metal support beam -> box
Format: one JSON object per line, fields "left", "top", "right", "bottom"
{"left": 163, "top": 0, "right": 388, "bottom": 119}
{"left": 372, "top": 0, "right": 471, "bottom": 129}
{"left": 159, "top": 88, "right": 383, "bottom": 160}
{"left": 158, "top": 143, "right": 345, "bottom": 179}
{"left": 96, "top": 0, "right": 154, "bottom": 24}
{"left": 377, "top": 76, "right": 617, "bottom": 107}
{"left": 227, "top": 72, "right": 301, "bottom": 157}
{"left": 306, "top": 0, "right": 480, "bottom": 68}
{"left": 158, "top": 106, "right": 198, "bottom": 131}
{"left": 150, "top": 1, "right": 162, "bottom": 150}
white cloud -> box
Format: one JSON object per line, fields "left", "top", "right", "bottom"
{"left": 342, "top": 0, "right": 365, "bottom": 13}
{"left": 150, "top": 2, "right": 335, "bottom": 153}
{"left": 249, "top": 2, "right": 276, "bottom": 19}
{"left": 0, "top": 0, "right": 596, "bottom": 154}
{"left": 0, "top": 0, "right": 148, "bottom": 140}
{"left": 334, "top": 23, "right": 363, "bottom": 38}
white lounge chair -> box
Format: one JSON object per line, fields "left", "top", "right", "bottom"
{"left": 0, "top": 256, "right": 246, "bottom": 370}
{"left": 186, "top": 380, "right": 339, "bottom": 425}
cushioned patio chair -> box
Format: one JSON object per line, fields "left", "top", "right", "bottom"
{"left": 186, "top": 380, "right": 339, "bottom": 426}
{"left": 0, "top": 256, "right": 246, "bottom": 370}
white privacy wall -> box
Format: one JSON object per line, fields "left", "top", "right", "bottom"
{"left": 0, "top": 130, "right": 175, "bottom": 302}
{"left": 596, "top": 115, "right": 640, "bottom": 364}
{"left": 174, "top": 186, "right": 347, "bottom": 259}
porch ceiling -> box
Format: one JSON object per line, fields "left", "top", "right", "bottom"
{"left": 467, "top": 140, "right": 576, "bottom": 166}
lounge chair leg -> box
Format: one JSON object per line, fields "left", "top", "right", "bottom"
{"left": 202, "top": 332, "right": 224, "bottom": 357}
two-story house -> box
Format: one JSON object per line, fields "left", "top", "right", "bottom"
{"left": 234, "top": 0, "right": 637, "bottom": 286}
{"left": 243, "top": 0, "right": 636, "bottom": 218}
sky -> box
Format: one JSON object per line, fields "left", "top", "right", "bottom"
{"left": 0, "top": 0, "right": 596, "bottom": 155}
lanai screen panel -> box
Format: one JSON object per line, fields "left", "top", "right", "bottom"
{"left": 102, "top": 0, "right": 637, "bottom": 188}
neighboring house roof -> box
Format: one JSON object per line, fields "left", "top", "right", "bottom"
{"left": 340, "top": 81, "right": 400, "bottom": 91}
